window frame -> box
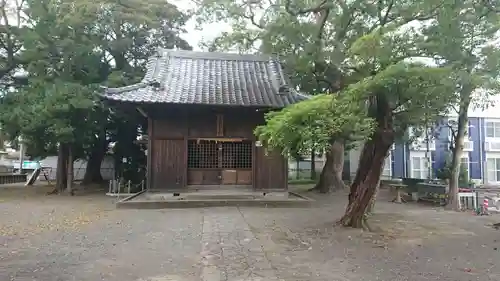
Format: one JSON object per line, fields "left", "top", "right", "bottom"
{"left": 485, "top": 120, "right": 500, "bottom": 139}
{"left": 411, "top": 156, "right": 431, "bottom": 179}
{"left": 460, "top": 156, "right": 469, "bottom": 178}
{"left": 487, "top": 157, "right": 500, "bottom": 183}
{"left": 381, "top": 152, "right": 392, "bottom": 177}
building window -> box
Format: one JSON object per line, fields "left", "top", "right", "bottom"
{"left": 381, "top": 153, "right": 392, "bottom": 178}
{"left": 487, "top": 158, "right": 500, "bottom": 183}
{"left": 461, "top": 156, "right": 469, "bottom": 177}
{"left": 486, "top": 121, "right": 500, "bottom": 138}
{"left": 411, "top": 156, "right": 430, "bottom": 179}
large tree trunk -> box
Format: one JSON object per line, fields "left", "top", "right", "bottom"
{"left": 81, "top": 135, "right": 107, "bottom": 185}
{"left": 366, "top": 150, "right": 391, "bottom": 214}
{"left": 295, "top": 157, "right": 300, "bottom": 179}
{"left": 310, "top": 149, "right": 316, "bottom": 180}
{"left": 81, "top": 152, "right": 105, "bottom": 185}
{"left": 340, "top": 129, "right": 393, "bottom": 228}
{"left": 447, "top": 97, "right": 470, "bottom": 211}
{"left": 340, "top": 95, "right": 394, "bottom": 229}
{"left": 66, "top": 144, "right": 74, "bottom": 196}
{"left": 54, "top": 143, "right": 69, "bottom": 194}
{"left": 366, "top": 181, "right": 381, "bottom": 214}
{"left": 312, "top": 141, "right": 345, "bottom": 193}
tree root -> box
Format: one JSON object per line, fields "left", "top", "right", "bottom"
{"left": 337, "top": 214, "right": 373, "bottom": 231}
{"left": 46, "top": 188, "right": 59, "bottom": 195}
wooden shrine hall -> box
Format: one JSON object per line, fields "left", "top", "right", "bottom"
{"left": 101, "top": 49, "right": 307, "bottom": 192}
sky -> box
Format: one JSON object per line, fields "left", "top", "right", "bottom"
{"left": 172, "top": 0, "right": 230, "bottom": 51}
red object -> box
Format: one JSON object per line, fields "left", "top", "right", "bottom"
{"left": 459, "top": 188, "right": 473, "bottom": 192}
{"left": 483, "top": 199, "right": 489, "bottom": 215}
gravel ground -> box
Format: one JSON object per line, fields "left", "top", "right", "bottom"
{"left": 1, "top": 185, "right": 500, "bottom": 281}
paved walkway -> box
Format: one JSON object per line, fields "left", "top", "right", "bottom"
{"left": 1, "top": 186, "right": 500, "bottom": 281}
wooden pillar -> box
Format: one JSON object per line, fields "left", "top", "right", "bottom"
{"left": 147, "top": 117, "right": 153, "bottom": 190}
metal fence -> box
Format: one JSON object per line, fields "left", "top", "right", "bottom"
{"left": 107, "top": 178, "right": 146, "bottom": 196}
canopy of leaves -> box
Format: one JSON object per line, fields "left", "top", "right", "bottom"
{"left": 255, "top": 60, "right": 455, "bottom": 156}
{"left": 196, "top": 0, "right": 446, "bottom": 94}
{"left": 417, "top": 0, "right": 500, "bottom": 106}
{"left": 0, "top": 0, "right": 191, "bottom": 160}
{"left": 0, "top": 80, "right": 97, "bottom": 158}
{"left": 255, "top": 93, "right": 374, "bottom": 156}
{"left": 365, "top": 62, "right": 455, "bottom": 136}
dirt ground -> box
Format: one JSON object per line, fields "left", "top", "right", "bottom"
{"left": 1, "top": 184, "right": 500, "bottom": 281}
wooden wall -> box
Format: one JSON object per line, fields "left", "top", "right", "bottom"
{"left": 253, "top": 147, "right": 288, "bottom": 191}
{"left": 145, "top": 106, "right": 287, "bottom": 191}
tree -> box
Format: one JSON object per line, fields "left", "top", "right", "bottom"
{"left": 436, "top": 153, "right": 470, "bottom": 187}
{"left": 196, "top": 0, "right": 449, "bottom": 192}
{"left": 338, "top": 61, "right": 455, "bottom": 228}
{"left": 255, "top": 94, "right": 375, "bottom": 192}
{"left": 74, "top": 0, "right": 191, "bottom": 185}
{"left": 0, "top": 0, "right": 26, "bottom": 83}
{"left": 418, "top": 0, "right": 500, "bottom": 210}
{"left": 0, "top": 0, "right": 192, "bottom": 191}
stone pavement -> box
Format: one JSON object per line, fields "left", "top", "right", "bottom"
{"left": 199, "top": 210, "right": 278, "bottom": 281}
{"left": 2, "top": 188, "right": 500, "bottom": 281}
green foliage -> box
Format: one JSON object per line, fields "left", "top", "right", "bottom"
{"left": 416, "top": 0, "right": 500, "bottom": 106}
{"left": 254, "top": 93, "right": 375, "bottom": 156}
{"left": 0, "top": 0, "right": 191, "bottom": 164}
{"left": 196, "top": 0, "right": 446, "bottom": 93}
{"left": 355, "top": 61, "right": 455, "bottom": 137}
{"left": 416, "top": 0, "right": 500, "bottom": 198}
{"left": 0, "top": 80, "right": 98, "bottom": 158}
{"left": 435, "top": 154, "right": 471, "bottom": 186}
{"left": 199, "top": 0, "right": 457, "bottom": 149}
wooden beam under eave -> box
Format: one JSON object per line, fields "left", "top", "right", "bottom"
{"left": 136, "top": 107, "right": 148, "bottom": 118}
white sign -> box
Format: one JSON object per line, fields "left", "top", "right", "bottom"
{"left": 255, "top": 141, "right": 262, "bottom": 147}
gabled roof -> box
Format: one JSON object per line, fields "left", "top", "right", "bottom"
{"left": 100, "top": 49, "right": 309, "bottom": 108}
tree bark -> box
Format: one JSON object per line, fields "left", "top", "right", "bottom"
{"left": 66, "top": 144, "right": 74, "bottom": 196}
{"left": 446, "top": 97, "right": 470, "bottom": 211}
{"left": 446, "top": 81, "right": 472, "bottom": 211}
{"left": 340, "top": 129, "right": 393, "bottom": 228}
{"left": 310, "top": 149, "right": 316, "bottom": 180}
{"left": 366, "top": 181, "right": 380, "bottom": 214}
{"left": 295, "top": 157, "right": 300, "bottom": 179}
{"left": 81, "top": 152, "right": 104, "bottom": 185}
{"left": 54, "top": 143, "right": 68, "bottom": 194}
{"left": 340, "top": 94, "right": 394, "bottom": 229}
{"left": 366, "top": 150, "right": 391, "bottom": 214}
{"left": 81, "top": 135, "right": 107, "bottom": 185}
{"left": 312, "top": 141, "right": 345, "bottom": 193}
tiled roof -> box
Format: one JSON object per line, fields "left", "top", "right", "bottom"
{"left": 100, "top": 49, "right": 309, "bottom": 108}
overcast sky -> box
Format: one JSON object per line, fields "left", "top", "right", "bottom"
{"left": 172, "top": 0, "right": 230, "bottom": 50}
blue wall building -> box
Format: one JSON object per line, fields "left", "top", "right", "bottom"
{"left": 348, "top": 101, "right": 500, "bottom": 184}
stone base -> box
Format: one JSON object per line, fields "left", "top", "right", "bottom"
{"left": 116, "top": 190, "right": 312, "bottom": 209}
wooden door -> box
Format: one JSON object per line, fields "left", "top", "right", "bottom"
{"left": 151, "top": 139, "right": 185, "bottom": 190}
{"left": 254, "top": 147, "right": 287, "bottom": 190}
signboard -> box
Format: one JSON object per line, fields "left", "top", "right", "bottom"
{"left": 11, "top": 161, "right": 41, "bottom": 170}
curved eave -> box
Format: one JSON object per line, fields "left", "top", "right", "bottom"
{"left": 98, "top": 83, "right": 310, "bottom": 108}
